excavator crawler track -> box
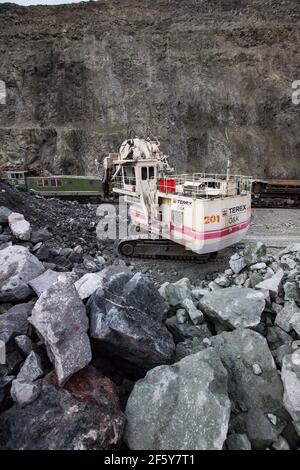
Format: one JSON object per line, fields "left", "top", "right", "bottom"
{"left": 118, "top": 238, "right": 218, "bottom": 262}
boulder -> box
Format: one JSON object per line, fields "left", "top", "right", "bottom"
{"left": 0, "top": 366, "right": 125, "bottom": 450}
{"left": 243, "top": 242, "right": 267, "bottom": 266}
{"left": 290, "top": 312, "right": 300, "bottom": 336}
{"left": 28, "top": 270, "right": 77, "bottom": 297}
{"left": 0, "top": 302, "right": 34, "bottom": 344}
{"left": 229, "top": 254, "right": 247, "bottom": 274}
{"left": 159, "top": 278, "right": 192, "bottom": 306}
{"left": 30, "top": 228, "right": 51, "bottom": 244}
{"left": 279, "top": 244, "right": 300, "bottom": 257}
{"left": 166, "top": 316, "right": 211, "bottom": 343}
{"left": 14, "top": 335, "right": 33, "bottom": 357}
{"left": 275, "top": 300, "right": 300, "bottom": 333}
{"left": 0, "top": 245, "right": 45, "bottom": 302}
{"left": 199, "top": 287, "right": 265, "bottom": 329}
{"left": 284, "top": 282, "right": 300, "bottom": 303}
{"left": 8, "top": 212, "right": 31, "bottom": 241}
{"left": 28, "top": 269, "right": 62, "bottom": 297}
{"left": 226, "top": 433, "right": 252, "bottom": 450}
{"left": 181, "top": 298, "right": 203, "bottom": 325}
{"left": 88, "top": 272, "right": 174, "bottom": 369}
{"left": 174, "top": 337, "right": 206, "bottom": 361}
{"left": 74, "top": 272, "right": 104, "bottom": 300}
{"left": 281, "top": 350, "right": 300, "bottom": 432}
{"left": 250, "top": 263, "right": 267, "bottom": 271}
{"left": 272, "top": 435, "right": 290, "bottom": 450}
{"left": 125, "top": 348, "right": 231, "bottom": 450}
{"left": 17, "top": 351, "right": 43, "bottom": 382}
{"left": 0, "top": 376, "right": 13, "bottom": 413}
{"left": 10, "top": 380, "right": 40, "bottom": 407}
{"left": 29, "top": 276, "right": 91, "bottom": 386}
{"left": 211, "top": 329, "right": 287, "bottom": 449}
{"left": 266, "top": 327, "right": 293, "bottom": 351}
{"left": 255, "top": 269, "right": 284, "bottom": 297}
{"left": 0, "top": 206, "right": 12, "bottom": 225}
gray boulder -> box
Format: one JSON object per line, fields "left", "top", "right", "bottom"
{"left": 28, "top": 270, "right": 77, "bottom": 297}
{"left": 174, "top": 337, "right": 207, "bottom": 361}
{"left": 284, "top": 282, "right": 300, "bottom": 303}
{"left": 255, "top": 269, "right": 284, "bottom": 297}
{"left": 229, "top": 254, "right": 247, "bottom": 274}
{"left": 281, "top": 350, "right": 300, "bottom": 433}
{"left": 211, "top": 328, "right": 287, "bottom": 449}
{"left": 200, "top": 287, "right": 265, "bottom": 329}
{"left": 166, "top": 316, "right": 211, "bottom": 343}
{"left": 74, "top": 272, "right": 104, "bottom": 300}
{"left": 8, "top": 212, "right": 31, "bottom": 241}
{"left": 243, "top": 242, "right": 267, "bottom": 265}
{"left": 88, "top": 272, "right": 174, "bottom": 369}
{"left": 275, "top": 300, "right": 300, "bottom": 333}
{"left": 125, "top": 348, "right": 231, "bottom": 450}
{"left": 272, "top": 435, "right": 290, "bottom": 450}
{"left": 14, "top": 335, "right": 33, "bottom": 357}
{"left": 29, "top": 277, "right": 91, "bottom": 386}
{"left": 0, "top": 206, "right": 12, "bottom": 225}
{"left": 226, "top": 433, "right": 252, "bottom": 450}
{"left": 266, "top": 327, "right": 293, "bottom": 351}
{"left": 17, "top": 351, "right": 43, "bottom": 382}
{"left": 181, "top": 298, "right": 203, "bottom": 325}
{"left": 10, "top": 380, "right": 40, "bottom": 407}
{"left": 0, "top": 245, "right": 45, "bottom": 302}
{"left": 30, "top": 228, "right": 51, "bottom": 244}
{"left": 279, "top": 244, "right": 300, "bottom": 257}
{"left": 159, "top": 278, "right": 192, "bottom": 306}
{"left": 28, "top": 269, "right": 62, "bottom": 297}
{"left": 0, "top": 302, "right": 34, "bottom": 344}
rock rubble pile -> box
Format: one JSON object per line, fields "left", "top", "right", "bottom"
{"left": 0, "top": 201, "right": 300, "bottom": 450}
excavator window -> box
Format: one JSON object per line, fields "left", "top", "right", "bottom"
{"left": 149, "top": 167, "right": 155, "bottom": 179}
{"left": 141, "top": 167, "right": 148, "bottom": 180}
{"left": 123, "top": 166, "right": 136, "bottom": 185}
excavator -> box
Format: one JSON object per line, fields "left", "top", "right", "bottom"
{"left": 102, "top": 137, "right": 253, "bottom": 260}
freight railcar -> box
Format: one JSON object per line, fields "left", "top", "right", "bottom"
{"left": 0, "top": 167, "right": 105, "bottom": 200}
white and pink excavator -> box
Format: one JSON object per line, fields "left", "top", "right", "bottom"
{"left": 103, "top": 137, "right": 252, "bottom": 260}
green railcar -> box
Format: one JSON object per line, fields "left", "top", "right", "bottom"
{"left": 26, "top": 175, "right": 104, "bottom": 198}
{"left": 0, "top": 167, "right": 104, "bottom": 199}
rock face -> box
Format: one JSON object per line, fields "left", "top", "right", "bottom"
{"left": 125, "top": 348, "right": 231, "bottom": 450}
{"left": 211, "top": 329, "right": 287, "bottom": 449}
{"left": 200, "top": 287, "right": 265, "bottom": 329}
{"left": 0, "top": 367, "right": 125, "bottom": 450}
{"left": 29, "top": 276, "right": 92, "bottom": 385}
{"left": 0, "top": 1, "right": 299, "bottom": 178}
{"left": 88, "top": 272, "right": 174, "bottom": 369}
{"left": 0, "top": 245, "right": 45, "bottom": 302}
{"left": 8, "top": 212, "right": 31, "bottom": 241}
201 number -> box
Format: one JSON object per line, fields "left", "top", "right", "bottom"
{"left": 204, "top": 215, "right": 220, "bottom": 224}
